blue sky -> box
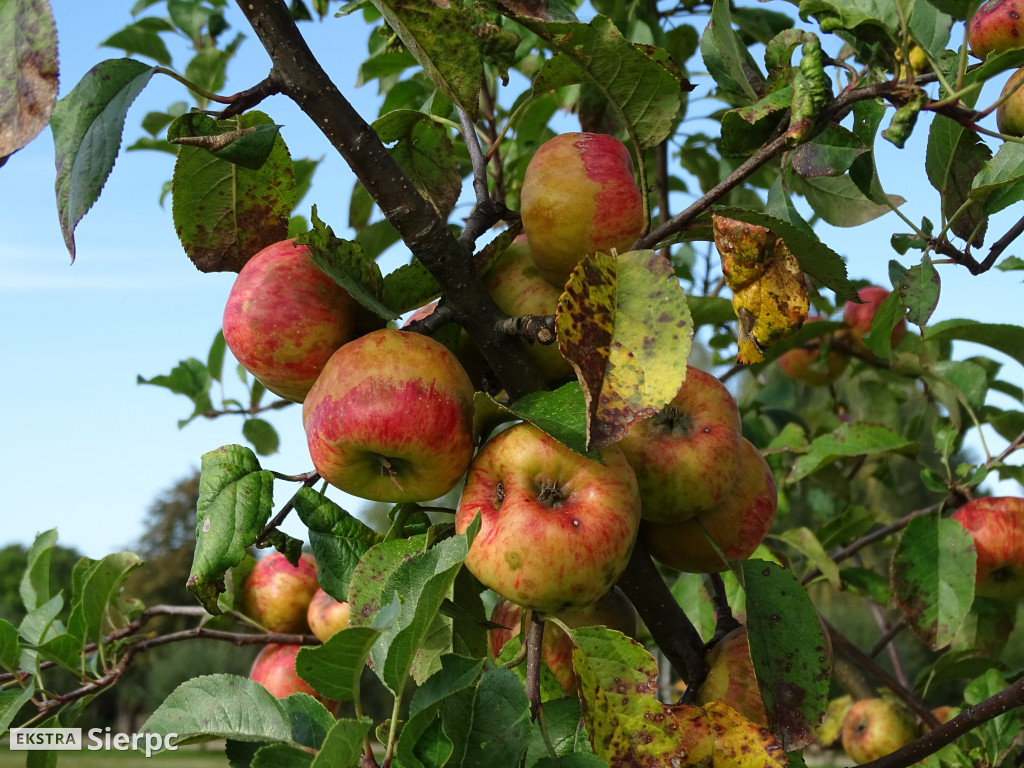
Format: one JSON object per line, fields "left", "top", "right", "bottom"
{"left": 1, "top": 1, "right": 1022, "bottom": 561}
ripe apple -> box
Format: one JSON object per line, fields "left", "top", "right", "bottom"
{"left": 519, "top": 132, "right": 644, "bottom": 287}
{"left": 969, "top": 0, "right": 1024, "bottom": 60}
{"left": 950, "top": 496, "right": 1024, "bottom": 600}
{"left": 455, "top": 421, "right": 641, "bottom": 613}
{"left": 242, "top": 552, "right": 319, "bottom": 633}
{"left": 249, "top": 643, "right": 337, "bottom": 708}
{"left": 222, "top": 239, "right": 357, "bottom": 402}
{"left": 840, "top": 698, "right": 919, "bottom": 764}
{"left": 777, "top": 316, "right": 850, "bottom": 386}
{"left": 842, "top": 285, "right": 907, "bottom": 354}
{"left": 482, "top": 235, "right": 574, "bottom": 384}
{"left": 616, "top": 366, "right": 743, "bottom": 522}
{"left": 998, "top": 68, "right": 1024, "bottom": 136}
{"left": 641, "top": 437, "right": 777, "bottom": 573}
{"left": 695, "top": 626, "right": 768, "bottom": 727}
{"left": 488, "top": 587, "right": 638, "bottom": 693}
{"left": 303, "top": 328, "right": 476, "bottom": 503}
{"left": 306, "top": 587, "right": 350, "bottom": 643}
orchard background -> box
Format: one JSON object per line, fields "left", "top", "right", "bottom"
{"left": 3, "top": 0, "right": 1024, "bottom": 766}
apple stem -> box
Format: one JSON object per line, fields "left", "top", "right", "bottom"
{"left": 378, "top": 457, "right": 406, "bottom": 493}
{"left": 524, "top": 611, "right": 545, "bottom": 720}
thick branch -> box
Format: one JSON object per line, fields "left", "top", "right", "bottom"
{"left": 233, "top": 0, "right": 544, "bottom": 399}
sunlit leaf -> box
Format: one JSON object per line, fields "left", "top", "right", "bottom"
{"left": 790, "top": 422, "right": 916, "bottom": 482}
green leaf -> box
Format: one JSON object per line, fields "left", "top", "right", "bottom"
{"left": 0, "top": 681, "right": 35, "bottom": 733}
{"left": 700, "top": 0, "right": 766, "bottom": 105}
{"left": 798, "top": 173, "right": 904, "bottom": 228}
{"left": 373, "top": 110, "right": 461, "bottom": 220}
{"left": 207, "top": 330, "right": 227, "bottom": 384}
{"left": 296, "top": 626, "right": 381, "bottom": 702}
{"left": 18, "top": 593, "right": 63, "bottom": 646}
{"left": 140, "top": 674, "right": 294, "bottom": 746}
{"left": 789, "top": 125, "right": 868, "bottom": 178}
{"left": 100, "top": 18, "right": 174, "bottom": 65}
{"left": 348, "top": 536, "right": 425, "bottom": 630}
{"left": 0, "top": 618, "right": 20, "bottom": 673}
{"left": 441, "top": 667, "right": 531, "bottom": 768}
{"left": 507, "top": 382, "right": 591, "bottom": 457}
{"left": 0, "top": 0, "right": 58, "bottom": 163}
{"left": 65, "top": 551, "right": 142, "bottom": 647}
{"left": 310, "top": 718, "right": 374, "bottom": 768}
{"left": 899, "top": 253, "right": 940, "bottom": 327}
{"left": 168, "top": 113, "right": 283, "bottom": 171}
{"left": 251, "top": 743, "right": 314, "bottom": 768}
{"left": 20, "top": 529, "right": 58, "bottom": 613}
{"left": 294, "top": 488, "right": 382, "bottom": 602}
{"left": 711, "top": 206, "right": 858, "bottom": 301}
{"left": 243, "top": 418, "right": 280, "bottom": 456}
{"left": 367, "top": 0, "right": 482, "bottom": 120}
{"left": 891, "top": 515, "right": 975, "bottom": 650}
{"left": 172, "top": 110, "right": 296, "bottom": 273}
{"left": 187, "top": 445, "right": 275, "bottom": 614}
{"left": 279, "top": 694, "right": 337, "bottom": 751}
{"left": 524, "top": 697, "right": 596, "bottom": 764}
{"left": 525, "top": 15, "right": 686, "bottom": 148}
{"left": 137, "top": 357, "right": 214, "bottom": 427}
{"left": 925, "top": 319, "right": 1024, "bottom": 370}
{"left": 776, "top": 527, "right": 840, "bottom": 589}
{"left": 556, "top": 249, "right": 693, "bottom": 450}
{"left": 969, "top": 141, "right": 1024, "bottom": 216}
{"left": 380, "top": 259, "right": 442, "bottom": 316}
{"left": 51, "top": 58, "right": 156, "bottom": 260}
{"left": 925, "top": 116, "right": 990, "bottom": 247}
{"left": 790, "top": 422, "right": 916, "bottom": 482}
{"left": 739, "top": 560, "right": 829, "bottom": 751}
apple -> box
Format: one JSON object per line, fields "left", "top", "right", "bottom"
{"left": 222, "top": 239, "right": 357, "bottom": 403}
{"left": 695, "top": 626, "right": 768, "bottom": 727}
{"left": 950, "top": 496, "right": 1024, "bottom": 600}
{"left": 242, "top": 552, "right": 319, "bottom": 633}
{"left": 969, "top": 0, "right": 1024, "bottom": 60}
{"left": 303, "top": 328, "right": 477, "bottom": 503}
{"left": 616, "top": 366, "right": 743, "bottom": 522}
{"left": 249, "top": 643, "right": 337, "bottom": 709}
{"left": 777, "top": 316, "right": 849, "bottom": 386}
{"left": 455, "top": 421, "right": 642, "bottom": 613}
{"left": 488, "top": 587, "right": 638, "bottom": 693}
{"left": 841, "top": 698, "right": 919, "bottom": 764}
{"left": 842, "top": 285, "right": 907, "bottom": 354}
{"left": 482, "top": 235, "right": 574, "bottom": 384}
{"left": 306, "top": 587, "right": 351, "bottom": 643}
{"left": 641, "top": 437, "right": 777, "bottom": 573}
{"left": 519, "top": 132, "right": 644, "bottom": 287}
{"left": 998, "top": 67, "right": 1024, "bottom": 136}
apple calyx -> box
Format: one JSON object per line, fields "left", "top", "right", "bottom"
{"left": 535, "top": 479, "right": 571, "bottom": 508}
{"left": 650, "top": 404, "right": 698, "bottom": 438}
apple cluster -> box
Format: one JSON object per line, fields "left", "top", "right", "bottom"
{"left": 241, "top": 551, "right": 350, "bottom": 704}
{"left": 968, "top": 0, "right": 1024, "bottom": 135}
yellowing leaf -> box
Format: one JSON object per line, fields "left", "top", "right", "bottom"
{"left": 556, "top": 250, "right": 693, "bottom": 450}
{"left": 704, "top": 701, "right": 788, "bottom": 768}
{"left": 713, "top": 215, "right": 809, "bottom": 364}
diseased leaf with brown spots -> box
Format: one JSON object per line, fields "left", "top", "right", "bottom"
{"left": 569, "top": 625, "right": 713, "bottom": 767}
{"left": 713, "top": 215, "right": 809, "bottom": 364}
{"left": 171, "top": 111, "right": 296, "bottom": 273}
{"left": 703, "top": 701, "right": 788, "bottom": 768}
{"left": 555, "top": 250, "right": 692, "bottom": 451}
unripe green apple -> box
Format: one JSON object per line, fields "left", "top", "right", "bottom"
{"left": 455, "top": 421, "right": 641, "bottom": 613}
{"left": 840, "top": 698, "right": 919, "bottom": 764}
{"left": 616, "top": 366, "right": 743, "bottom": 522}
{"left": 306, "top": 587, "right": 351, "bottom": 643}
{"left": 951, "top": 496, "right": 1024, "bottom": 600}
{"left": 777, "top": 316, "right": 850, "bottom": 386}
{"left": 969, "top": 0, "right": 1024, "bottom": 60}
{"left": 998, "top": 67, "right": 1024, "bottom": 136}
{"left": 222, "top": 240, "right": 357, "bottom": 402}
{"left": 249, "top": 643, "right": 337, "bottom": 709}
{"left": 641, "top": 438, "right": 777, "bottom": 573}
{"left": 520, "top": 132, "right": 644, "bottom": 287}
{"left": 482, "top": 235, "right": 574, "bottom": 384}
{"left": 242, "top": 552, "right": 319, "bottom": 633}
{"left": 303, "top": 328, "right": 476, "bottom": 503}
{"left": 488, "top": 587, "right": 637, "bottom": 693}
{"left": 695, "top": 626, "right": 768, "bottom": 726}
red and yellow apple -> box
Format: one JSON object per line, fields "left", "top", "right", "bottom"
{"left": 249, "top": 643, "right": 337, "bottom": 708}
{"left": 998, "top": 68, "right": 1024, "bottom": 136}
{"left": 777, "top": 316, "right": 849, "bottom": 386}
{"left": 306, "top": 587, "right": 351, "bottom": 643}
{"left": 482, "top": 235, "right": 574, "bottom": 384}
{"left": 488, "top": 587, "right": 638, "bottom": 693}
{"left": 842, "top": 285, "right": 907, "bottom": 355}
{"left": 222, "top": 240, "right": 357, "bottom": 402}
{"left": 641, "top": 438, "right": 777, "bottom": 573}
{"left": 455, "top": 422, "right": 641, "bottom": 613}
{"left": 242, "top": 552, "right": 319, "bottom": 633}
{"left": 519, "top": 132, "right": 644, "bottom": 287}
{"left": 616, "top": 366, "right": 743, "bottom": 522}
{"left": 969, "top": 0, "right": 1024, "bottom": 60}
{"left": 951, "top": 496, "right": 1024, "bottom": 600}
{"left": 303, "top": 328, "right": 476, "bottom": 503}
{"left": 840, "top": 698, "right": 919, "bottom": 764}
{"left": 695, "top": 626, "right": 768, "bottom": 726}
